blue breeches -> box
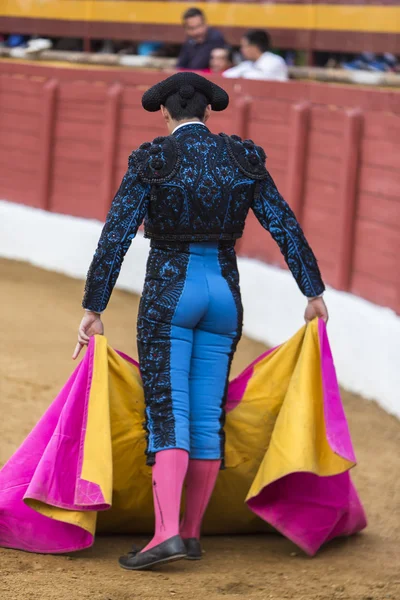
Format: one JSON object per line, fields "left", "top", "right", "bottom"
{"left": 137, "top": 241, "right": 243, "bottom": 466}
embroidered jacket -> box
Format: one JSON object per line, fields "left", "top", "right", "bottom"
{"left": 83, "top": 123, "right": 325, "bottom": 312}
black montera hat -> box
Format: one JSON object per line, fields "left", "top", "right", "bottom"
{"left": 142, "top": 72, "right": 229, "bottom": 112}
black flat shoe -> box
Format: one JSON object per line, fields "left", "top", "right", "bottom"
{"left": 183, "top": 538, "right": 203, "bottom": 560}
{"left": 118, "top": 536, "right": 187, "bottom": 571}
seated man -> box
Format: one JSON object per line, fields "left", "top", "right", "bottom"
{"left": 177, "top": 7, "right": 225, "bottom": 70}
{"left": 223, "top": 30, "right": 288, "bottom": 82}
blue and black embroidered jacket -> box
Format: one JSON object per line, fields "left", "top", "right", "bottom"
{"left": 83, "top": 123, "right": 325, "bottom": 313}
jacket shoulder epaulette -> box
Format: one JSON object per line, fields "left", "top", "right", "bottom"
{"left": 129, "top": 135, "right": 181, "bottom": 183}
{"left": 220, "top": 133, "right": 267, "bottom": 180}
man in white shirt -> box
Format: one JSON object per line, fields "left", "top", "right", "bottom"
{"left": 223, "top": 30, "right": 288, "bottom": 82}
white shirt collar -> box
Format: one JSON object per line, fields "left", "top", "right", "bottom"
{"left": 172, "top": 121, "right": 207, "bottom": 134}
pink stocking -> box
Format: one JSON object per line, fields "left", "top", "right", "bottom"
{"left": 180, "top": 459, "right": 221, "bottom": 540}
{"left": 141, "top": 449, "right": 189, "bottom": 553}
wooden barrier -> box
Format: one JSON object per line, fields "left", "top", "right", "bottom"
{"left": 0, "top": 63, "right": 399, "bottom": 314}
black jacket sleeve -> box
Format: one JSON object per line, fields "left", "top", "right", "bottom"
{"left": 82, "top": 161, "right": 151, "bottom": 313}
{"left": 252, "top": 172, "right": 325, "bottom": 298}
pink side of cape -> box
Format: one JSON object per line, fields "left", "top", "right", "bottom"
{"left": 246, "top": 321, "right": 367, "bottom": 555}
{"left": 0, "top": 340, "right": 106, "bottom": 553}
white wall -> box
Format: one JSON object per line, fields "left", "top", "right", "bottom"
{"left": 1, "top": 200, "right": 399, "bottom": 418}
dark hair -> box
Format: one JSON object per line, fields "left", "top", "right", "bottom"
{"left": 225, "top": 47, "right": 235, "bottom": 64}
{"left": 212, "top": 46, "right": 234, "bottom": 64}
{"left": 244, "top": 30, "right": 271, "bottom": 53}
{"left": 164, "top": 87, "right": 209, "bottom": 120}
{"left": 183, "top": 7, "right": 205, "bottom": 21}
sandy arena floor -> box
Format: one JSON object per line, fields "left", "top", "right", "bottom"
{"left": 0, "top": 258, "right": 399, "bottom": 600}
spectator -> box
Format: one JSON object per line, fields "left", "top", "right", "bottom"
{"left": 209, "top": 47, "right": 234, "bottom": 74}
{"left": 223, "top": 30, "right": 288, "bottom": 81}
{"left": 177, "top": 7, "right": 225, "bottom": 70}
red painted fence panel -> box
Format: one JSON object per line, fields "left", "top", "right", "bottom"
{"left": 0, "top": 74, "right": 43, "bottom": 207}
{"left": 350, "top": 111, "right": 400, "bottom": 310}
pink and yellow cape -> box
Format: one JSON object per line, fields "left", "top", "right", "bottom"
{"left": 0, "top": 319, "right": 366, "bottom": 555}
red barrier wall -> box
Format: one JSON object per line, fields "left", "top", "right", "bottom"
{"left": 0, "top": 63, "right": 399, "bottom": 314}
